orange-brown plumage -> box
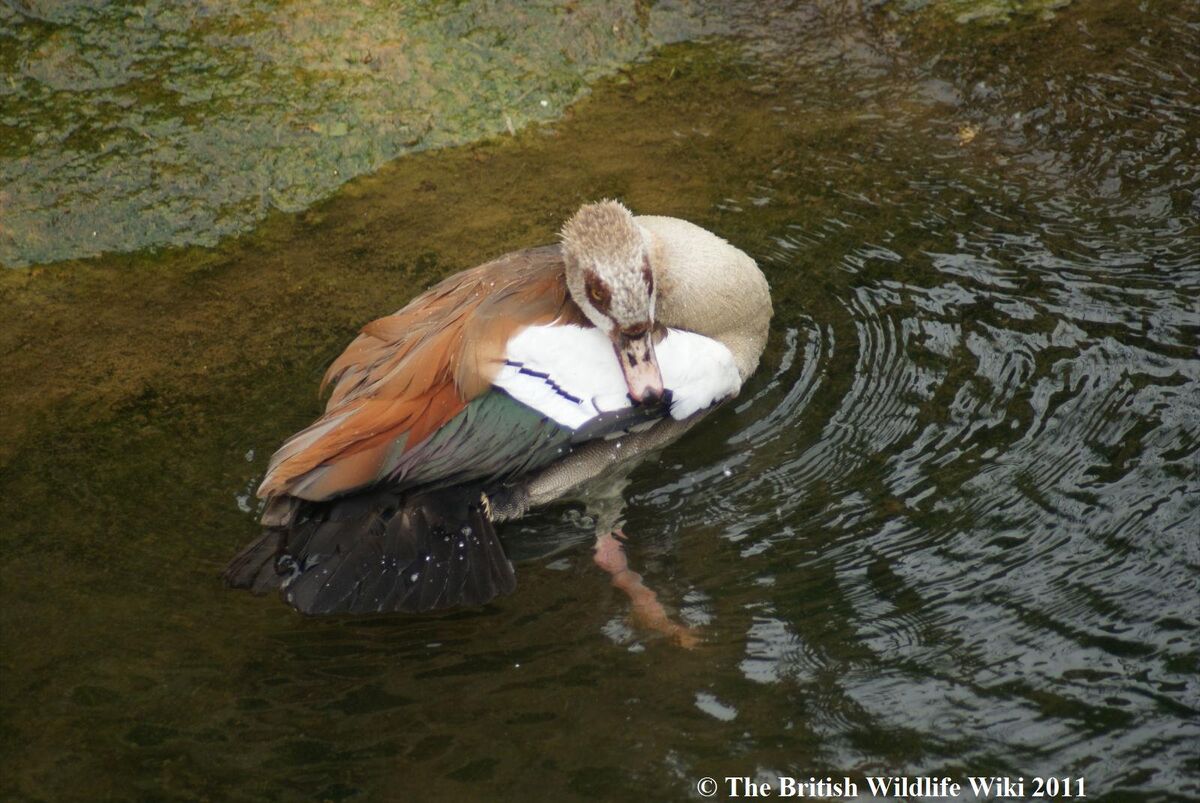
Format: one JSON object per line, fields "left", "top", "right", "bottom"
{"left": 257, "top": 245, "right": 586, "bottom": 502}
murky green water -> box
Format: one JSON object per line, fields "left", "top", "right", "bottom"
{"left": 2, "top": 0, "right": 1198, "bottom": 801}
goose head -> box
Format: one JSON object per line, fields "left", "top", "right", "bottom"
{"left": 561, "top": 200, "right": 664, "bottom": 405}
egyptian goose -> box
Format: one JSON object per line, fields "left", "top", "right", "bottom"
{"left": 224, "top": 200, "right": 772, "bottom": 624}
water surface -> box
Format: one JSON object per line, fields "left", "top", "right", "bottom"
{"left": 1, "top": 1, "right": 1198, "bottom": 800}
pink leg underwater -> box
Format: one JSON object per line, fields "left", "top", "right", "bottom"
{"left": 593, "top": 530, "right": 700, "bottom": 648}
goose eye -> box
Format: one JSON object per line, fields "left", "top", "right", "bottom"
{"left": 583, "top": 272, "right": 611, "bottom": 310}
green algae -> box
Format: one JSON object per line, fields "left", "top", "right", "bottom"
{"left": 0, "top": 0, "right": 715, "bottom": 267}
{"left": 889, "top": 0, "right": 1073, "bottom": 24}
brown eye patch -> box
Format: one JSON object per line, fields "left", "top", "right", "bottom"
{"left": 641, "top": 256, "right": 654, "bottom": 294}
{"left": 584, "top": 271, "right": 612, "bottom": 311}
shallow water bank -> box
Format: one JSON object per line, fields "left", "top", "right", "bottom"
{"left": 0, "top": 0, "right": 717, "bottom": 267}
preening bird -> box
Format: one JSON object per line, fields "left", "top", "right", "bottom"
{"left": 224, "top": 200, "right": 772, "bottom": 638}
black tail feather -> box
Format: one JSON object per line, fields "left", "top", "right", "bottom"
{"left": 222, "top": 485, "right": 516, "bottom": 615}
{"left": 222, "top": 529, "right": 287, "bottom": 594}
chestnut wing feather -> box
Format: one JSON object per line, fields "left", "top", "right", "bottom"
{"left": 258, "top": 245, "right": 586, "bottom": 503}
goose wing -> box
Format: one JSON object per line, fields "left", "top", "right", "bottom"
{"left": 257, "top": 245, "right": 580, "bottom": 503}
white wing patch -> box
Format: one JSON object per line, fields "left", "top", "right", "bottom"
{"left": 495, "top": 324, "right": 740, "bottom": 430}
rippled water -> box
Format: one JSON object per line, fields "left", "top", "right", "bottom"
{"left": 2, "top": 0, "right": 1198, "bottom": 800}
